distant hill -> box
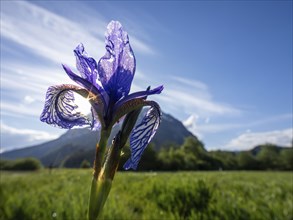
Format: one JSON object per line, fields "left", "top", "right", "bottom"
{"left": 1, "top": 112, "right": 195, "bottom": 167}
{"left": 249, "top": 144, "right": 285, "bottom": 155}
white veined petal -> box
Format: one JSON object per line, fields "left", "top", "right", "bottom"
{"left": 124, "top": 103, "right": 161, "bottom": 170}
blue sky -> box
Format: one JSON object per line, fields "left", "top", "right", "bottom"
{"left": 1, "top": 0, "right": 292, "bottom": 152}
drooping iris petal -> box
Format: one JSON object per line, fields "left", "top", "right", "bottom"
{"left": 40, "top": 85, "right": 92, "bottom": 129}
{"left": 114, "top": 85, "right": 164, "bottom": 113}
{"left": 111, "top": 86, "right": 163, "bottom": 128}
{"left": 98, "top": 21, "right": 135, "bottom": 102}
{"left": 62, "top": 64, "right": 109, "bottom": 107}
{"left": 74, "top": 43, "right": 98, "bottom": 85}
{"left": 123, "top": 102, "right": 161, "bottom": 170}
{"left": 71, "top": 84, "right": 106, "bottom": 129}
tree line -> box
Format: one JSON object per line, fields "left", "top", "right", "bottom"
{"left": 0, "top": 158, "right": 42, "bottom": 171}
{"left": 1, "top": 136, "right": 292, "bottom": 171}
{"left": 118, "top": 136, "right": 293, "bottom": 171}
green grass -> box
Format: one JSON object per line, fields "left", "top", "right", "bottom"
{"left": 0, "top": 170, "right": 292, "bottom": 220}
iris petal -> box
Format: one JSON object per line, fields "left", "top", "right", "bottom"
{"left": 74, "top": 43, "right": 98, "bottom": 85}
{"left": 62, "top": 64, "right": 109, "bottom": 107}
{"left": 123, "top": 102, "right": 161, "bottom": 170}
{"left": 40, "top": 85, "right": 92, "bottom": 129}
{"left": 98, "top": 21, "right": 135, "bottom": 102}
{"left": 114, "top": 85, "right": 164, "bottom": 112}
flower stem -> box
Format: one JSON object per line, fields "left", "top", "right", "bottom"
{"left": 93, "top": 129, "right": 110, "bottom": 179}
{"left": 88, "top": 108, "right": 142, "bottom": 220}
{"left": 89, "top": 128, "right": 111, "bottom": 220}
{"left": 88, "top": 175, "right": 112, "bottom": 220}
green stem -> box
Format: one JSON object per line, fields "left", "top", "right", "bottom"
{"left": 88, "top": 175, "right": 112, "bottom": 220}
{"left": 88, "top": 108, "right": 142, "bottom": 220}
{"left": 103, "top": 131, "right": 122, "bottom": 180}
{"left": 93, "top": 129, "right": 111, "bottom": 179}
{"left": 89, "top": 128, "right": 111, "bottom": 220}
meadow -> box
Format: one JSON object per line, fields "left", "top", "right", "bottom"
{"left": 0, "top": 170, "right": 292, "bottom": 220}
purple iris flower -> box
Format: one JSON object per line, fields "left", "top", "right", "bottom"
{"left": 40, "top": 21, "right": 163, "bottom": 170}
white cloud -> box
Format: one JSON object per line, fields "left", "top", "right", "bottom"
{"left": 23, "top": 95, "right": 35, "bottom": 104}
{"left": 130, "top": 36, "right": 155, "bottom": 55}
{"left": 1, "top": 102, "right": 42, "bottom": 118}
{"left": 0, "top": 1, "right": 154, "bottom": 66}
{"left": 1, "top": 63, "right": 71, "bottom": 93}
{"left": 0, "top": 122, "right": 60, "bottom": 152}
{"left": 182, "top": 114, "right": 203, "bottom": 139}
{"left": 183, "top": 114, "right": 198, "bottom": 128}
{"left": 1, "top": 1, "right": 98, "bottom": 65}
{"left": 182, "top": 113, "right": 293, "bottom": 150}
{"left": 0, "top": 62, "right": 76, "bottom": 118}
{"left": 159, "top": 76, "right": 241, "bottom": 118}
{"left": 223, "top": 128, "right": 293, "bottom": 151}
{"left": 171, "top": 76, "right": 208, "bottom": 91}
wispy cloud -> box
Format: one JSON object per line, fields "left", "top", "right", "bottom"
{"left": 158, "top": 75, "right": 241, "bottom": 118}
{"left": 1, "top": 1, "right": 155, "bottom": 66}
{"left": 0, "top": 63, "right": 70, "bottom": 118}
{"left": 223, "top": 128, "right": 293, "bottom": 151}
{"left": 183, "top": 112, "right": 293, "bottom": 145}
{"left": 0, "top": 122, "right": 59, "bottom": 152}
{"left": 1, "top": 1, "right": 104, "bottom": 65}
{"left": 1, "top": 102, "right": 41, "bottom": 118}
{"left": 130, "top": 36, "right": 156, "bottom": 55}
{"left": 171, "top": 76, "right": 208, "bottom": 91}
{"left": 1, "top": 63, "right": 71, "bottom": 91}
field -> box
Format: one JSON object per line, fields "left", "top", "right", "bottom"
{"left": 0, "top": 170, "right": 292, "bottom": 220}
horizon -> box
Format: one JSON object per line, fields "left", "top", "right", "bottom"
{"left": 1, "top": 124, "right": 292, "bottom": 154}
{"left": 1, "top": 1, "right": 292, "bottom": 153}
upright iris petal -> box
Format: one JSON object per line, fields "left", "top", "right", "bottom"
{"left": 62, "top": 64, "right": 106, "bottom": 120}
{"left": 74, "top": 43, "right": 98, "bottom": 85}
{"left": 98, "top": 21, "right": 136, "bottom": 102}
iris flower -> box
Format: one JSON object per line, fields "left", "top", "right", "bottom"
{"left": 40, "top": 21, "right": 163, "bottom": 170}
{"left": 40, "top": 21, "right": 163, "bottom": 219}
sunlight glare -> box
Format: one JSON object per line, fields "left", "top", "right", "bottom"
{"left": 74, "top": 94, "right": 91, "bottom": 115}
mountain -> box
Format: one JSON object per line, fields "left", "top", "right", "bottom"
{"left": 1, "top": 112, "right": 195, "bottom": 167}
{"left": 151, "top": 113, "right": 195, "bottom": 150}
